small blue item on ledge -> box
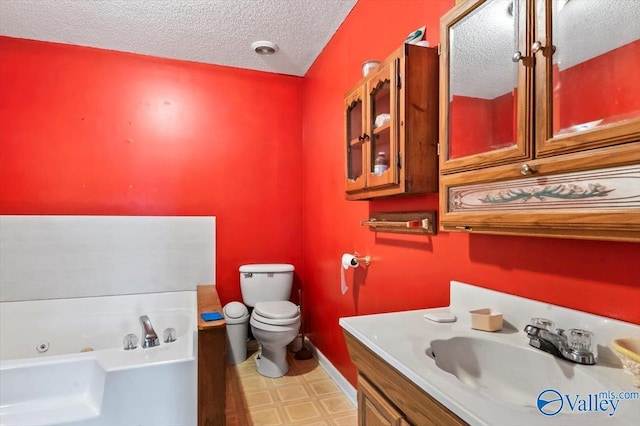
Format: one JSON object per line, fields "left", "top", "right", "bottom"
{"left": 201, "top": 311, "right": 224, "bottom": 321}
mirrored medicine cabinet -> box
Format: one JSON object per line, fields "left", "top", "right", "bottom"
{"left": 439, "top": 0, "right": 640, "bottom": 241}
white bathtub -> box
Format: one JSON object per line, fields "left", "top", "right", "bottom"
{"left": 0, "top": 291, "right": 198, "bottom": 426}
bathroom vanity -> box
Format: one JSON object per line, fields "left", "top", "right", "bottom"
{"left": 340, "top": 281, "right": 640, "bottom": 425}
{"left": 344, "top": 331, "right": 465, "bottom": 425}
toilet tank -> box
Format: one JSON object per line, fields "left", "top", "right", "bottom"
{"left": 239, "top": 264, "right": 295, "bottom": 307}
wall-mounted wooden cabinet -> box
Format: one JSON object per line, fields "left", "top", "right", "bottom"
{"left": 345, "top": 44, "right": 439, "bottom": 200}
{"left": 439, "top": 0, "right": 640, "bottom": 241}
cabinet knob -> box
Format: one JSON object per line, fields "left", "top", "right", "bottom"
{"left": 531, "top": 41, "right": 556, "bottom": 55}
{"left": 520, "top": 163, "right": 534, "bottom": 175}
{"left": 512, "top": 51, "right": 524, "bottom": 63}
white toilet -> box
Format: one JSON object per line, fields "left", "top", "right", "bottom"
{"left": 240, "top": 263, "right": 300, "bottom": 378}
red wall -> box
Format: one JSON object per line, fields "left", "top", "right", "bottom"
{"left": 491, "top": 90, "right": 516, "bottom": 146}
{"left": 449, "top": 95, "right": 492, "bottom": 158}
{"left": 558, "top": 39, "right": 640, "bottom": 130}
{"left": 0, "top": 36, "right": 304, "bottom": 305}
{"left": 450, "top": 90, "right": 516, "bottom": 157}
{"left": 451, "top": 39, "right": 640, "bottom": 152}
{"left": 302, "top": 0, "right": 640, "bottom": 386}
{"left": 1, "top": 0, "right": 639, "bottom": 391}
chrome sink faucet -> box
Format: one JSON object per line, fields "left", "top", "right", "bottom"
{"left": 140, "top": 315, "right": 160, "bottom": 348}
{"left": 523, "top": 318, "right": 595, "bottom": 365}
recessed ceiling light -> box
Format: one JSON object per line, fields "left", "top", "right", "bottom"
{"left": 252, "top": 41, "right": 279, "bottom": 55}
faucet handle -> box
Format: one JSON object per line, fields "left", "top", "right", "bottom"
{"left": 164, "top": 327, "right": 177, "bottom": 343}
{"left": 567, "top": 328, "right": 594, "bottom": 353}
{"left": 123, "top": 333, "right": 138, "bottom": 350}
{"left": 531, "top": 317, "right": 555, "bottom": 331}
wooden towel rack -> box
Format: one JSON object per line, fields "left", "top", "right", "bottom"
{"left": 360, "top": 211, "right": 436, "bottom": 235}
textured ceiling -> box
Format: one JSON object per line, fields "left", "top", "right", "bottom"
{"left": 450, "top": 0, "right": 640, "bottom": 99}
{"left": 0, "top": 0, "right": 357, "bottom": 77}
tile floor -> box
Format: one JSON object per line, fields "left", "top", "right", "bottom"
{"left": 226, "top": 349, "right": 357, "bottom": 425}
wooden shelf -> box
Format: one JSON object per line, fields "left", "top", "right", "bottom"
{"left": 373, "top": 122, "right": 391, "bottom": 134}
{"left": 197, "top": 285, "right": 226, "bottom": 331}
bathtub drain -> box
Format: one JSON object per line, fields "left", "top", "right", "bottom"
{"left": 36, "top": 342, "right": 50, "bottom": 353}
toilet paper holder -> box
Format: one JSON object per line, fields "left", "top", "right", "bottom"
{"left": 353, "top": 255, "right": 371, "bottom": 266}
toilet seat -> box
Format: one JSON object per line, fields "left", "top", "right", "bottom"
{"left": 254, "top": 301, "right": 299, "bottom": 319}
{"left": 252, "top": 301, "right": 300, "bottom": 326}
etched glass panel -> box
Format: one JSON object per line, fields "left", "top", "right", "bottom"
{"left": 370, "top": 79, "right": 392, "bottom": 175}
{"left": 347, "top": 99, "right": 363, "bottom": 182}
{"left": 551, "top": 0, "right": 640, "bottom": 136}
{"left": 448, "top": 0, "right": 519, "bottom": 159}
{"left": 448, "top": 164, "right": 640, "bottom": 212}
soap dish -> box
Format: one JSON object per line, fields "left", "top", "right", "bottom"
{"left": 611, "top": 338, "right": 640, "bottom": 387}
{"left": 470, "top": 308, "right": 503, "bottom": 332}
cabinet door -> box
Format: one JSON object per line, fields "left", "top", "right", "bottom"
{"left": 345, "top": 86, "right": 367, "bottom": 193}
{"left": 440, "top": 0, "right": 534, "bottom": 174}
{"left": 534, "top": 0, "right": 640, "bottom": 157}
{"left": 366, "top": 63, "right": 399, "bottom": 189}
{"left": 358, "top": 374, "right": 408, "bottom": 426}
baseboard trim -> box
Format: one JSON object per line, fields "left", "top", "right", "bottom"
{"left": 303, "top": 337, "right": 357, "bottom": 407}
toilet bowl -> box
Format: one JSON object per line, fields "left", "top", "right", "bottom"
{"left": 240, "top": 263, "right": 301, "bottom": 377}
{"left": 249, "top": 300, "right": 301, "bottom": 377}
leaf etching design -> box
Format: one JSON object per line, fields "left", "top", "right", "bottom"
{"left": 479, "top": 183, "right": 614, "bottom": 204}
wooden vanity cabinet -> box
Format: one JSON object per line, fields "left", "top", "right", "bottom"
{"left": 358, "top": 374, "right": 409, "bottom": 426}
{"left": 344, "top": 331, "right": 467, "bottom": 426}
{"left": 345, "top": 44, "right": 439, "bottom": 200}
{"left": 438, "top": 0, "right": 640, "bottom": 241}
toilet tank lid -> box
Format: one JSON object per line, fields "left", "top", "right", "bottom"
{"left": 239, "top": 263, "right": 295, "bottom": 273}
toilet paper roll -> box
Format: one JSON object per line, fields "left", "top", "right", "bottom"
{"left": 341, "top": 253, "right": 359, "bottom": 269}
{"left": 341, "top": 254, "right": 358, "bottom": 295}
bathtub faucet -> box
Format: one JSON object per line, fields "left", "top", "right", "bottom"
{"left": 140, "top": 315, "right": 160, "bottom": 348}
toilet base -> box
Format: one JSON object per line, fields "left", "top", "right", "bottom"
{"left": 255, "top": 345, "right": 289, "bottom": 378}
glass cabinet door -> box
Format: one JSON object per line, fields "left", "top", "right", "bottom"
{"left": 441, "top": 0, "right": 533, "bottom": 173}
{"left": 366, "top": 62, "right": 398, "bottom": 188}
{"left": 345, "top": 86, "right": 367, "bottom": 192}
{"left": 535, "top": 0, "right": 640, "bottom": 156}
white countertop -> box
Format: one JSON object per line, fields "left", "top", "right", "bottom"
{"left": 339, "top": 281, "right": 640, "bottom": 426}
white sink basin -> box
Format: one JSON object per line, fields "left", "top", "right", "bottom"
{"left": 340, "top": 281, "right": 640, "bottom": 425}
{"left": 429, "top": 336, "right": 605, "bottom": 408}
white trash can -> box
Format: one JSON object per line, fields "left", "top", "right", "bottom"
{"left": 223, "top": 301, "right": 250, "bottom": 365}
